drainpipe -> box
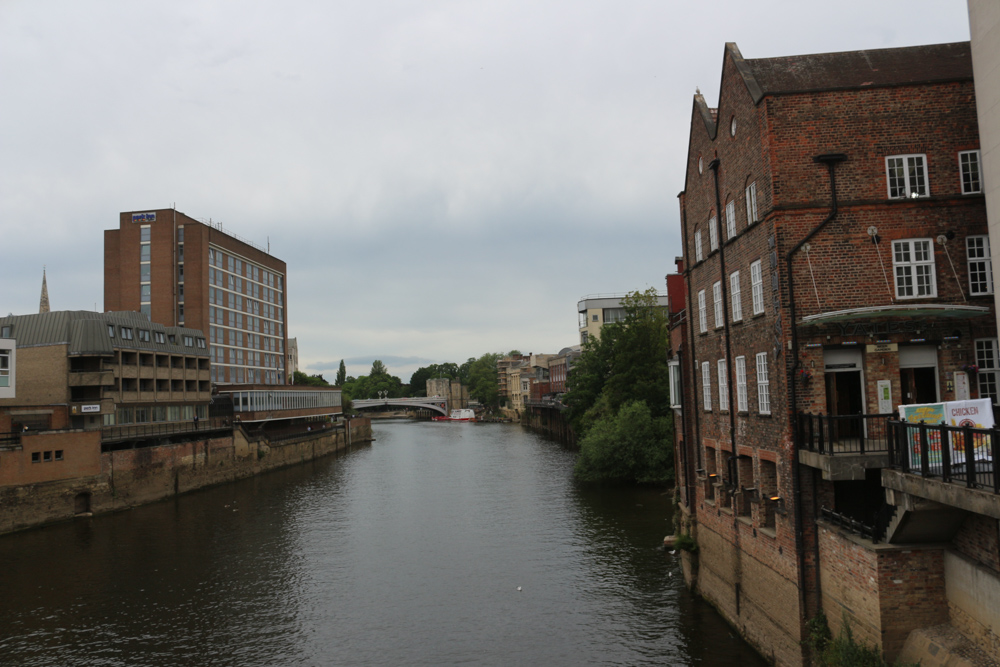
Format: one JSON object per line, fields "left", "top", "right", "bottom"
{"left": 786, "top": 152, "right": 846, "bottom": 621}
{"left": 708, "top": 158, "right": 738, "bottom": 490}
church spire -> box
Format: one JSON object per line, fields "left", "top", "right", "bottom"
{"left": 39, "top": 267, "right": 50, "bottom": 313}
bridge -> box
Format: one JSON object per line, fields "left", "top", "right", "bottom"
{"left": 352, "top": 396, "right": 448, "bottom": 416}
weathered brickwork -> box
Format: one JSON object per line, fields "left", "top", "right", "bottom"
{"left": 818, "top": 525, "right": 948, "bottom": 661}
{"left": 953, "top": 512, "right": 1000, "bottom": 573}
{"left": 0, "top": 418, "right": 372, "bottom": 535}
{"left": 673, "top": 41, "right": 991, "bottom": 666}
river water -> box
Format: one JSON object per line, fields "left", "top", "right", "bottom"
{"left": 0, "top": 421, "right": 766, "bottom": 666}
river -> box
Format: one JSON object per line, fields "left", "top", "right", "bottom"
{"left": 0, "top": 420, "right": 766, "bottom": 666}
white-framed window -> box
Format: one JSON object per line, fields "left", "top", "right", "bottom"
{"left": 976, "top": 338, "right": 999, "bottom": 405}
{"left": 668, "top": 360, "right": 682, "bottom": 409}
{"left": 892, "top": 238, "right": 936, "bottom": 298}
{"left": 967, "top": 235, "right": 993, "bottom": 295}
{"left": 0, "top": 347, "right": 10, "bottom": 388}
{"left": 709, "top": 216, "right": 719, "bottom": 252}
{"left": 885, "top": 154, "right": 928, "bottom": 199}
{"left": 959, "top": 150, "right": 982, "bottom": 194}
{"left": 746, "top": 182, "right": 758, "bottom": 224}
{"left": 725, "top": 200, "right": 736, "bottom": 239}
{"left": 717, "top": 358, "right": 729, "bottom": 412}
{"left": 735, "top": 356, "right": 748, "bottom": 412}
{"left": 698, "top": 290, "right": 707, "bottom": 333}
{"left": 750, "top": 260, "right": 764, "bottom": 315}
{"left": 695, "top": 229, "right": 703, "bottom": 262}
{"left": 730, "top": 271, "right": 742, "bottom": 321}
{"left": 756, "top": 352, "right": 770, "bottom": 415}
{"left": 702, "top": 361, "right": 712, "bottom": 411}
{"left": 713, "top": 281, "right": 723, "bottom": 328}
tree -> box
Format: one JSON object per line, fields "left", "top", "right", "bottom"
{"left": 574, "top": 401, "right": 673, "bottom": 483}
{"left": 467, "top": 352, "right": 502, "bottom": 408}
{"left": 563, "top": 288, "right": 673, "bottom": 483}
{"left": 335, "top": 360, "right": 346, "bottom": 386}
{"left": 292, "top": 370, "right": 331, "bottom": 387}
{"left": 370, "top": 360, "right": 389, "bottom": 378}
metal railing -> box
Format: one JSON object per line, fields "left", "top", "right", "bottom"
{"left": 820, "top": 504, "right": 895, "bottom": 544}
{"left": 101, "top": 418, "right": 232, "bottom": 444}
{"left": 888, "top": 419, "right": 999, "bottom": 494}
{"left": 0, "top": 431, "right": 21, "bottom": 447}
{"left": 796, "top": 413, "right": 894, "bottom": 455}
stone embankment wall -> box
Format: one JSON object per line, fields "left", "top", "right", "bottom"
{"left": 0, "top": 418, "right": 372, "bottom": 536}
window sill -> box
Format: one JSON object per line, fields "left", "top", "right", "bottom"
{"left": 759, "top": 526, "right": 777, "bottom": 539}
{"left": 756, "top": 412, "right": 772, "bottom": 418}
{"left": 751, "top": 311, "right": 766, "bottom": 319}
{"left": 737, "top": 516, "right": 752, "bottom": 527}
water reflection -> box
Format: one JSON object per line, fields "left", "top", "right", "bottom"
{"left": 0, "top": 422, "right": 764, "bottom": 666}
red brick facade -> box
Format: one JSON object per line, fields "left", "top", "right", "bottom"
{"left": 672, "top": 42, "right": 993, "bottom": 665}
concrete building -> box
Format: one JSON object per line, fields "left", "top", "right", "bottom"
{"left": 674, "top": 41, "right": 998, "bottom": 665}
{"left": 577, "top": 293, "right": 669, "bottom": 345}
{"left": 104, "top": 208, "right": 288, "bottom": 387}
{"left": 0, "top": 310, "right": 210, "bottom": 432}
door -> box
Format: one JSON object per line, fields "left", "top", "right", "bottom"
{"left": 899, "top": 345, "right": 939, "bottom": 405}
{"left": 824, "top": 349, "right": 865, "bottom": 444}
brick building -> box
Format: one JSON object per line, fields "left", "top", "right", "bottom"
{"left": 674, "top": 42, "right": 998, "bottom": 665}
{"left": 105, "top": 208, "right": 288, "bottom": 386}
{"left": 0, "top": 310, "right": 210, "bottom": 433}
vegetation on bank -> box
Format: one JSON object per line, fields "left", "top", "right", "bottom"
{"left": 564, "top": 288, "right": 673, "bottom": 484}
{"left": 805, "top": 612, "right": 916, "bottom": 667}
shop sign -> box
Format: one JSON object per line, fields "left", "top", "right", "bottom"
{"left": 899, "top": 398, "right": 994, "bottom": 469}
{"left": 81, "top": 404, "right": 100, "bottom": 413}
{"left": 832, "top": 320, "right": 919, "bottom": 336}
{"left": 132, "top": 212, "right": 156, "bottom": 223}
{"left": 866, "top": 343, "right": 898, "bottom": 353}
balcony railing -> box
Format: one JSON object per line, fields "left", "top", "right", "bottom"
{"left": 820, "top": 502, "right": 896, "bottom": 544}
{"left": 101, "top": 418, "right": 232, "bottom": 445}
{"left": 796, "top": 412, "right": 894, "bottom": 455}
{"left": 887, "top": 419, "right": 999, "bottom": 494}
{"left": 0, "top": 431, "right": 21, "bottom": 447}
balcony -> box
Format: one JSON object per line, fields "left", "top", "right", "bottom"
{"left": 796, "top": 412, "right": 893, "bottom": 480}
{"left": 67, "top": 370, "right": 114, "bottom": 387}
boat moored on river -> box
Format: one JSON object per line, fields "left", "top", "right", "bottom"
{"left": 431, "top": 409, "right": 477, "bottom": 422}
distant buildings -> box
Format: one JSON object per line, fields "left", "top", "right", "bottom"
{"left": 577, "top": 293, "right": 669, "bottom": 345}
{"left": 104, "top": 208, "right": 289, "bottom": 386}
{"left": 672, "top": 40, "right": 998, "bottom": 665}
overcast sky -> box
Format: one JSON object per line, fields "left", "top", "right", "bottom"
{"left": 0, "top": 0, "right": 973, "bottom": 383}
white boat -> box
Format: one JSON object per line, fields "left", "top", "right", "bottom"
{"left": 432, "top": 409, "right": 477, "bottom": 422}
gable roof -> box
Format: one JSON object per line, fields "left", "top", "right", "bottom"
{"left": 733, "top": 41, "right": 972, "bottom": 104}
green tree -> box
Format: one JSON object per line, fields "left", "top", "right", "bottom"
{"left": 563, "top": 288, "right": 673, "bottom": 483}
{"left": 292, "top": 370, "right": 331, "bottom": 387}
{"left": 467, "top": 352, "right": 502, "bottom": 408}
{"left": 370, "top": 360, "right": 389, "bottom": 378}
{"left": 335, "top": 360, "right": 346, "bottom": 386}
{"left": 574, "top": 401, "right": 673, "bottom": 483}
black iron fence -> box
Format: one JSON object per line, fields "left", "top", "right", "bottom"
{"left": 819, "top": 502, "right": 896, "bottom": 544}
{"left": 887, "top": 419, "right": 999, "bottom": 494}
{"left": 796, "top": 413, "right": 894, "bottom": 455}
{"left": 0, "top": 431, "right": 21, "bottom": 447}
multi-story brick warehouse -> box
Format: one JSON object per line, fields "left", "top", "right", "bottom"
{"left": 673, "top": 42, "right": 999, "bottom": 665}
{"left": 105, "top": 209, "right": 288, "bottom": 386}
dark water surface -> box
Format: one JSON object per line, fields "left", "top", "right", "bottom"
{"left": 0, "top": 421, "right": 766, "bottom": 666}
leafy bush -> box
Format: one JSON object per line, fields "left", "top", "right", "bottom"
{"left": 573, "top": 400, "right": 673, "bottom": 483}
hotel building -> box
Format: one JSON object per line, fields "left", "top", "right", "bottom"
{"left": 105, "top": 208, "right": 288, "bottom": 386}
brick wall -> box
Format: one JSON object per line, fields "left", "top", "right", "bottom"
{"left": 818, "top": 524, "right": 948, "bottom": 661}
{"left": 953, "top": 512, "right": 1000, "bottom": 573}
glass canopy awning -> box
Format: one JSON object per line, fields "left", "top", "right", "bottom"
{"left": 799, "top": 304, "right": 991, "bottom": 326}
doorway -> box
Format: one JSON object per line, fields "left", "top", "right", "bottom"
{"left": 899, "top": 346, "right": 939, "bottom": 405}
{"left": 824, "top": 349, "right": 865, "bottom": 445}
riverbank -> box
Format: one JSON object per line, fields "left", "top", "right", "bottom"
{"left": 0, "top": 417, "right": 372, "bottom": 536}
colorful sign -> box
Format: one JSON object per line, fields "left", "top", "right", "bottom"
{"left": 898, "top": 398, "right": 994, "bottom": 468}
{"left": 132, "top": 212, "right": 156, "bottom": 223}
